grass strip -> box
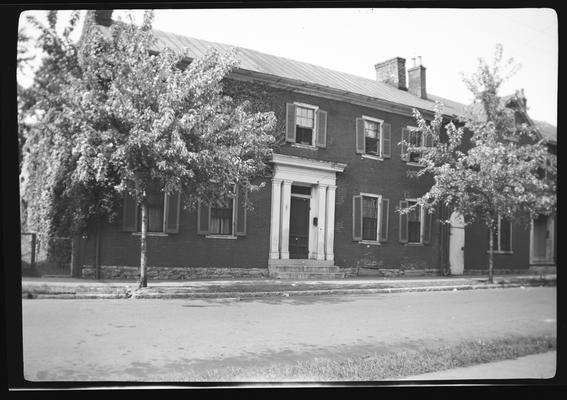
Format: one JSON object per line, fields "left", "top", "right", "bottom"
{"left": 188, "top": 335, "right": 555, "bottom": 382}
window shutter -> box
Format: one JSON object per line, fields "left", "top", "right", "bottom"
{"left": 423, "top": 208, "right": 432, "bottom": 244}
{"left": 401, "top": 128, "right": 409, "bottom": 161}
{"left": 382, "top": 123, "right": 391, "bottom": 158}
{"left": 355, "top": 117, "right": 365, "bottom": 154}
{"left": 286, "top": 103, "right": 296, "bottom": 143}
{"left": 122, "top": 193, "right": 138, "bottom": 232}
{"left": 316, "top": 109, "right": 327, "bottom": 148}
{"left": 164, "top": 192, "right": 181, "bottom": 234}
{"left": 234, "top": 186, "right": 247, "bottom": 236}
{"left": 197, "top": 200, "right": 210, "bottom": 235}
{"left": 399, "top": 200, "right": 408, "bottom": 243}
{"left": 352, "top": 195, "right": 363, "bottom": 241}
{"left": 380, "top": 198, "right": 389, "bottom": 242}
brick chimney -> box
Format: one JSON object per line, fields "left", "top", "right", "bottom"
{"left": 408, "top": 56, "right": 427, "bottom": 99}
{"left": 375, "top": 57, "right": 406, "bottom": 90}
{"left": 93, "top": 10, "right": 114, "bottom": 27}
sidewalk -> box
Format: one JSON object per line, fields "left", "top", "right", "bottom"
{"left": 21, "top": 273, "right": 556, "bottom": 299}
{"left": 402, "top": 351, "right": 556, "bottom": 381}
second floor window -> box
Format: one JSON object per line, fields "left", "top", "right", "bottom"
{"left": 364, "top": 120, "right": 380, "bottom": 156}
{"left": 408, "top": 130, "right": 423, "bottom": 164}
{"left": 295, "top": 106, "right": 315, "bottom": 145}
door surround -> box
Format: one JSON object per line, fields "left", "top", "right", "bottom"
{"left": 269, "top": 154, "right": 346, "bottom": 262}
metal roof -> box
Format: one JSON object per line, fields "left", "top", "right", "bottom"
{"left": 150, "top": 29, "right": 467, "bottom": 117}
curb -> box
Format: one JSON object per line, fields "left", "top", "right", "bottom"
{"left": 23, "top": 280, "right": 554, "bottom": 300}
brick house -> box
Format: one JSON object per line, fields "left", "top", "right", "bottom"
{"left": 78, "top": 11, "right": 556, "bottom": 280}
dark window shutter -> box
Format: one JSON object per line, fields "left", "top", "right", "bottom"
{"left": 401, "top": 128, "right": 409, "bottom": 161}
{"left": 316, "top": 109, "right": 327, "bottom": 148}
{"left": 197, "top": 200, "right": 210, "bottom": 235}
{"left": 164, "top": 192, "right": 181, "bottom": 234}
{"left": 235, "top": 186, "right": 247, "bottom": 236}
{"left": 353, "top": 195, "right": 363, "bottom": 241}
{"left": 122, "top": 193, "right": 138, "bottom": 232}
{"left": 399, "top": 200, "right": 408, "bottom": 243}
{"left": 423, "top": 208, "right": 432, "bottom": 244}
{"left": 382, "top": 123, "right": 391, "bottom": 158}
{"left": 355, "top": 118, "right": 365, "bottom": 154}
{"left": 286, "top": 103, "right": 297, "bottom": 143}
{"left": 380, "top": 198, "right": 389, "bottom": 242}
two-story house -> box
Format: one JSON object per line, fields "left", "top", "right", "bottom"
{"left": 78, "top": 11, "right": 556, "bottom": 280}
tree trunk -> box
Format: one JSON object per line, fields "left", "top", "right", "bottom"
{"left": 139, "top": 201, "right": 148, "bottom": 288}
{"left": 95, "top": 218, "right": 101, "bottom": 280}
{"left": 488, "top": 227, "right": 494, "bottom": 283}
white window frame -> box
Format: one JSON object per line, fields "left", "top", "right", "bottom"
{"left": 405, "top": 198, "right": 426, "bottom": 245}
{"left": 361, "top": 115, "right": 384, "bottom": 160}
{"left": 489, "top": 216, "right": 513, "bottom": 254}
{"left": 359, "top": 192, "right": 382, "bottom": 245}
{"left": 293, "top": 102, "right": 319, "bottom": 148}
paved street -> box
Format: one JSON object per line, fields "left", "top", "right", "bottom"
{"left": 22, "top": 286, "right": 556, "bottom": 381}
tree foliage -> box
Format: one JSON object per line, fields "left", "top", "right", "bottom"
{"left": 402, "top": 44, "right": 556, "bottom": 281}
{"left": 20, "top": 10, "right": 277, "bottom": 285}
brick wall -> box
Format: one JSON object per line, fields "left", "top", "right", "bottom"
{"left": 81, "top": 79, "right": 444, "bottom": 277}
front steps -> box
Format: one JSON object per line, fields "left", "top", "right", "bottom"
{"left": 268, "top": 259, "right": 345, "bottom": 280}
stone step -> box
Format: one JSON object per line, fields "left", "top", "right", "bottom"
{"left": 268, "top": 259, "right": 335, "bottom": 268}
{"left": 269, "top": 265, "right": 341, "bottom": 273}
{"left": 271, "top": 271, "right": 346, "bottom": 280}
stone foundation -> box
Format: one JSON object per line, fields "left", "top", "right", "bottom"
{"left": 463, "top": 268, "right": 535, "bottom": 276}
{"left": 356, "top": 267, "right": 441, "bottom": 277}
{"left": 82, "top": 265, "right": 269, "bottom": 280}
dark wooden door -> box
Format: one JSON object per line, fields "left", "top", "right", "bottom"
{"left": 289, "top": 197, "right": 310, "bottom": 259}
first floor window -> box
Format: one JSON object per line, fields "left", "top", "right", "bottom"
{"left": 399, "top": 199, "right": 432, "bottom": 244}
{"left": 122, "top": 184, "right": 181, "bottom": 234}
{"left": 353, "top": 194, "right": 389, "bottom": 243}
{"left": 145, "top": 190, "right": 165, "bottom": 232}
{"left": 362, "top": 196, "right": 378, "bottom": 241}
{"left": 491, "top": 217, "right": 512, "bottom": 252}
{"left": 210, "top": 199, "right": 233, "bottom": 235}
{"left": 407, "top": 201, "right": 421, "bottom": 243}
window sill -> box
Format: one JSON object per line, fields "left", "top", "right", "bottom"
{"left": 359, "top": 240, "right": 381, "bottom": 246}
{"left": 487, "top": 250, "right": 514, "bottom": 255}
{"left": 361, "top": 154, "right": 384, "bottom": 161}
{"left": 404, "top": 242, "right": 424, "bottom": 246}
{"left": 131, "top": 232, "right": 168, "bottom": 237}
{"left": 206, "top": 234, "right": 238, "bottom": 240}
{"left": 291, "top": 143, "right": 318, "bottom": 151}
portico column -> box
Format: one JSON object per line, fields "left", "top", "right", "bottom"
{"left": 279, "top": 180, "right": 292, "bottom": 259}
{"left": 325, "top": 185, "right": 337, "bottom": 261}
{"left": 269, "top": 178, "right": 282, "bottom": 259}
{"left": 316, "top": 184, "right": 328, "bottom": 260}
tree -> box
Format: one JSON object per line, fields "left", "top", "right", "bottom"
{"left": 67, "top": 10, "right": 276, "bottom": 287}
{"left": 401, "top": 44, "right": 556, "bottom": 283}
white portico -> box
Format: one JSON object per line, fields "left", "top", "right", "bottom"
{"left": 268, "top": 154, "right": 346, "bottom": 265}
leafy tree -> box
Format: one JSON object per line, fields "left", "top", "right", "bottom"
{"left": 401, "top": 44, "right": 556, "bottom": 283}
{"left": 67, "top": 10, "right": 276, "bottom": 287}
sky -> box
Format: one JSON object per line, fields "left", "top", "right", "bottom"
{"left": 18, "top": 8, "right": 558, "bottom": 126}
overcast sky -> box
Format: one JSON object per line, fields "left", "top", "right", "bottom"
{"left": 19, "top": 8, "right": 558, "bottom": 125}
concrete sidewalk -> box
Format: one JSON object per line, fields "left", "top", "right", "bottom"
{"left": 21, "top": 273, "right": 556, "bottom": 299}
{"left": 402, "top": 351, "right": 556, "bottom": 381}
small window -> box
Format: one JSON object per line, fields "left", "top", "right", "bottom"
{"left": 146, "top": 191, "right": 165, "bottom": 232}
{"left": 295, "top": 105, "right": 315, "bottom": 145}
{"left": 210, "top": 199, "right": 233, "bottom": 235}
{"left": 362, "top": 196, "right": 379, "bottom": 241}
{"left": 491, "top": 217, "right": 512, "bottom": 252}
{"left": 364, "top": 120, "right": 380, "bottom": 156}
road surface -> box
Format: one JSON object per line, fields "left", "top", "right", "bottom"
{"left": 21, "top": 286, "right": 556, "bottom": 381}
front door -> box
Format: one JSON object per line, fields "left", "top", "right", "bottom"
{"left": 532, "top": 215, "right": 554, "bottom": 263}
{"left": 449, "top": 211, "right": 465, "bottom": 275}
{"left": 289, "top": 196, "right": 310, "bottom": 259}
